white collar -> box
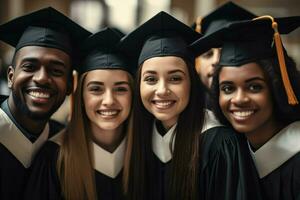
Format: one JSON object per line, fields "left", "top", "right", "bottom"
{"left": 201, "top": 109, "right": 224, "bottom": 133}
{"left": 248, "top": 121, "right": 300, "bottom": 178}
{"left": 0, "top": 108, "right": 49, "bottom": 168}
{"left": 152, "top": 122, "right": 177, "bottom": 163}
{"left": 93, "top": 137, "right": 126, "bottom": 178}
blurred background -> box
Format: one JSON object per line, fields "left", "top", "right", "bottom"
{"left": 0, "top": 0, "right": 299, "bottom": 122}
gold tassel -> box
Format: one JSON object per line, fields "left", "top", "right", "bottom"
{"left": 253, "top": 16, "right": 299, "bottom": 105}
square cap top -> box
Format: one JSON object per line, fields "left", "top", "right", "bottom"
{"left": 79, "top": 27, "right": 134, "bottom": 75}
{"left": 0, "top": 7, "right": 91, "bottom": 57}
{"left": 119, "top": 11, "right": 201, "bottom": 66}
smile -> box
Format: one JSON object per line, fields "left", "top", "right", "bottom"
{"left": 232, "top": 110, "right": 255, "bottom": 119}
{"left": 97, "top": 110, "right": 120, "bottom": 117}
{"left": 152, "top": 100, "right": 175, "bottom": 109}
{"left": 28, "top": 91, "right": 50, "bottom": 99}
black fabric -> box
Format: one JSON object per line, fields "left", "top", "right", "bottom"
{"left": 192, "top": 1, "right": 256, "bottom": 35}
{"left": 80, "top": 27, "right": 134, "bottom": 75}
{"left": 24, "top": 141, "right": 125, "bottom": 200}
{"left": 0, "top": 7, "right": 91, "bottom": 57}
{"left": 259, "top": 151, "right": 300, "bottom": 200}
{"left": 190, "top": 16, "right": 300, "bottom": 61}
{"left": 119, "top": 11, "right": 201, "bottom": 66}
{"left": 199, "top": 126, "right": 262, "bottom": 200}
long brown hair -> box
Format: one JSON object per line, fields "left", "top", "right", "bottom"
{"left": 123, "top": 59, "right": 206, "bottom": 200}
{"left": 57, "top": 73, "right": 97, "bottom": 200}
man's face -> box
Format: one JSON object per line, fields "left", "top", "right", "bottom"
{"left": 7, "top": 46, "right": 71, "bottom": 120}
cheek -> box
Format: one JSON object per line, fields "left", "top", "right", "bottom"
{"left": 219, "top": 94, "right": 229, "bottom": 113}
{"left": 120, "top": 95, "right": 132, "bottom": 114}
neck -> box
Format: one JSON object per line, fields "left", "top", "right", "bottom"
{"left": 245, "top": 118, "right": 284, "bottom": 150}
{"left": 8, "top": 95, "right": 47, "bottom": 134}
{"left": 91, "top": 125, "right": 125, "bottom": 153}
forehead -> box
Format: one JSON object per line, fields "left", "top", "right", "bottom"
{"left": 15, "top": 46, "right": 71, "bottom": 65}
{"left": 141, "top": 56, "right": 188, "bottom": 73}
{"left": 219, "top": 62, "right": 266, "bottom": 82}
{"left": 84, "top": 69, "right": 130, "bottom": 83}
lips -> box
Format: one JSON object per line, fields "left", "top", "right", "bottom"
{"left": 26, "top": 88, "right": 53, "bottom": 104}
{"left": 152, "top": 100, "right": 176, "bottom": 109}
{"left": 96, "top": 109, "right": 120, "bottom": 118}
{"left": 231, "top": 110, "right": 255, "bottom": 120}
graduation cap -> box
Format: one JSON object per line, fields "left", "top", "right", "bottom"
{"left": 79, "top": 27, "right": 134, "bottom": 75}
{"left": 192, "top": 1, "right": 256, "bottom": 35}
{"left": 0, "top": 7, "right": 91, "bottom": 57}
{"left": 190, "top": 16, "right": 300, "bottom": 105}
{"left": 119, "top": 11, "right": 202, "bottom": 66}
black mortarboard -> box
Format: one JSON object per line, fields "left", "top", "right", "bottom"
{"left": 193, "top": 1, "right": 256, "bottom": 35}
{"left": 190, "top": 16, "right": 300, "bottom": 105}
{"left": 0, "top": 7, "right": 91, "bottom": 57}
{"left": 119, "top": 11, "right": 201, "bottom": 66}
{"left": 79, "top": 27, "right": 134, "bottom": 75}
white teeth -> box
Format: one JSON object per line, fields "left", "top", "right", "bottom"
{"left": 99, "top": 110, "right": 118, "bottom": 116}
{"left": 154, "top": 100, "right": 173, "bottom": 108}
{"left": 233, "top": 111, "right": 254, "bottom": 118}
{"left": 28, "top": 91, "right": 50, "bottom": 98}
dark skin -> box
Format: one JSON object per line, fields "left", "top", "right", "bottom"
{"left": 7, "top": 46, "right": 72, "bottom": 135}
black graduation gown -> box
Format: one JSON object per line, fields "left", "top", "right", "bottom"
{"left": 24, "top": 141, "right": 125, "bottom": 200}
{"left": 199, "top": 126, "right": 262, "bottom": 200}
{"left": 259, "top": 152, "right": 300, "bottom": 200}
{"left": 249, "top": 121, "right": 300, "bottom": 200}
{"left": 0, "top": 96, "right": 64, "bottom": 200}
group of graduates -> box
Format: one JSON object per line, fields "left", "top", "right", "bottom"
{"left": 0, "top": 1, "right": 300, "bottom": 200}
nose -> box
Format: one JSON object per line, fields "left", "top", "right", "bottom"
{"left": 231, "top": 89, "right": 250, "bottom": 105}
{"left": 32, "top": 67, "right": 50, "bottom": 85}
{"left": 155, "top": 80, "right": 170, "bottom": 96}
{"left": 102, "top": 90, "right": 114, "bottom": 106}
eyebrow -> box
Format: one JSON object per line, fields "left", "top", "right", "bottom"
{"left": 86, "top": 81, "right": 130, "bottom": 87}
{"left": 20, "top": 57, "right": 67, "bottom": 68}
{"left": 219, "top": 77, "right": 266, "bottom": 85}
{"left": 142, "top": 69, "right": 186, "bottom": 76}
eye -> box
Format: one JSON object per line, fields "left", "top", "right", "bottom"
{"left": 21, "top": 63, "right": 36, "bottom": 72}
{"left": 143, "top": 76, "right": 157, "bottom": 84}
{"left": 51, "top": 68, "right": 65, "bottom": 77}
{"left": 114, "top": 86, "right": 129, "bottom": 93}
{"left": 201, "top": 49, "right": 214, "bottom": 59}
{"left": 220, "top": 84, "right": 235, "bottom": 94}
{"left": 169, "top": 75, "right": 182, "bottom": 83}
{"left": 87, "top": 85, "right": 103, "bottom": 93}
{"left": 248, "top": 83, "right": 263, "bottom": 93}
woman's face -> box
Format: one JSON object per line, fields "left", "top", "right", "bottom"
{"left": 218, "top": 62, "right": 276, "bottom": 136}
{"left": 83, "top": 69, "right": 132, "bottom": 132}
{"left": 140, "top": 56, "right": 191, "bottom": 129}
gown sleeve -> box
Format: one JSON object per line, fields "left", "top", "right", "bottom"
{"left": 199, "top": 126, "right": 262, "bottom": 200}
{"left": 24, "top": 141, "right": 62, "bottom": 200}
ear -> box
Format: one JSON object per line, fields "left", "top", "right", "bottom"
{"left": 7, "top": 66, "right": 14, "bottom": 89}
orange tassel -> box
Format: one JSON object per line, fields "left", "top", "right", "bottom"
{"left": 253, "top": 16, "right": 299, "bottom": 105}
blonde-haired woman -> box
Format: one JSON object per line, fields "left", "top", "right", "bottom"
{"left": 24, "top": 27, "right": 134, "bottom": 200}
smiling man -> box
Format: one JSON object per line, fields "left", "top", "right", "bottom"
{"left": 0, "top": 7, "right": 90, "bottom": 199}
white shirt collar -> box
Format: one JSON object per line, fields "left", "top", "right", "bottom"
{"left": 93, "top": 137, "right": 126, "bottom": 178}
{"left": 0, "top": 108, "right": 49, "bottom": 168}
{"left": 201, "top": 109, "right": 223, "bottom": 133}
{"left": 248, "top": 121, "right": 300, "bottom": 178}
{"left": 152, "top": 122, "right": 177, "bottom": 163}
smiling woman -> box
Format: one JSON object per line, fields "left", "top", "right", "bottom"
{"left": 24, "top": 27, "right": 134, "bottom": 200}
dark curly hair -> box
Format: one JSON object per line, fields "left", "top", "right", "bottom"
{"left": 210, "top": 54, "right": 300, "bottom": 127}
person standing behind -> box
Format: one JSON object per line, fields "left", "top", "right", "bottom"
{"left": 191, "top": 15, "right": 300, "bottom": 200}
{"left": 0, "top": 7, "right": 91, "bottom": 200}
{"left": 24, "top": 27, "right": 134, "bottom": 200}
{"left": 193, "top": 2, "right": 256, "bottom": 110}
